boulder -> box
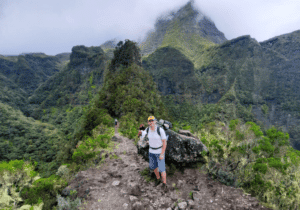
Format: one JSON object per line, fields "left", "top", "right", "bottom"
{"left": 178, "top": 130, "right": 197, "bottom": 139}
{"left": 137, "top": 123, "right": 208, "bottom": 164}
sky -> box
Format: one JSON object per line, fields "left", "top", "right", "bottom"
{"left": 0, "top": 0, "right": 300, "bottom": 56}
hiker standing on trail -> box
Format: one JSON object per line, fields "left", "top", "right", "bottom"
{"left": 140, "top": 116, "right": 168, "bottom": 191}
{"left": 114, "top": 119, "right": 118, "bottom": 128}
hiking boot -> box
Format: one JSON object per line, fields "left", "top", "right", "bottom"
{"left": 162, "top": 183, "right": 168, "bottom": 193}
{"left": 154, "top": 178, "right": 162, "bottom": 187}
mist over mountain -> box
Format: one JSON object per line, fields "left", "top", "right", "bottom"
{"left": 140, "top": 1, "right": 227, "bottom": 56}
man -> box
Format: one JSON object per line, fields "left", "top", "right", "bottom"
{"left": 139, "top": 116, "right": 168, "bottom": 191}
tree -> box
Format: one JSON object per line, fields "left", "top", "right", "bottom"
{"left": 109, "top": 40, "right": 141, "bottom": 73}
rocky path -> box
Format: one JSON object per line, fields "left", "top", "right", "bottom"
{"left": 67, "top": 127, "right": 272, "bottom": 210}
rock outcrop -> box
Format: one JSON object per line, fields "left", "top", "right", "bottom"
{"left": 137, "top": 125, "right": 208, "bottom": 165}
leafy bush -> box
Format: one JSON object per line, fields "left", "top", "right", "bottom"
{"left": 72, "top": 128, "right": 114, "bottom": 163}
{"left": 56, "top": 193, "right": 81, "bottom": 210}
{"left": 197, "top": 120, "right": 300, "bottom": 209}
{"left": 119, "top": 113, "right": 139, "bottom": 140}
{"left": 20, "top": 175, "right": 67, "bottom": 210}
{"left": 0, "top": 160, "right": 41, "bottom": 209}
{"left": 56, "top": 165, "right": 70, "bottom": 177}
{"left": 75, "top": 107, "right": 113, "bottom": 140}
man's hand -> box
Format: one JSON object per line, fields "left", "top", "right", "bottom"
{"left": 138, "top": 130, "right": 142, "bottom": 137}
{"left": 159, "top": 154, "right": 164, "bottom": 160}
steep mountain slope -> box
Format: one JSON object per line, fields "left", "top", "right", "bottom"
{"left": 0, "top": 53, "right": 67, "bottom": 116}
{"left": 29, "top": 45, "right": 107, "bottom": 117}
{"left": 0, "top": 102, "right": 64, "bottom": 175}
{"left": 140, "top": 0, "right": 227, "bottom": 64}
{"left": 0, "top": 73, "right": 30, "bottom": 115}
{"left": 142, "top": 46, "right": 202, "bottom": 99}
{"left": 260, "top": 30, "right": 300, "bottom": 60}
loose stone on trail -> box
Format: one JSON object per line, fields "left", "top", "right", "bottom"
{"left": 112, "top": 180, "right": 120, "bottom": 186}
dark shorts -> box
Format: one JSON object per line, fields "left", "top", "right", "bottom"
{"left": 149, "top": 152, "right": 166, "bottom": 173}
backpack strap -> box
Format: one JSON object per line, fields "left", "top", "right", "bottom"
{"left": 146, "top": 127, "right": 163, "bottom": 150}
{"left": 146, "top": 127, "right": 161, "bottom": 139}
{"left": 157, "top": 127, "right": 161, "bottom": 138}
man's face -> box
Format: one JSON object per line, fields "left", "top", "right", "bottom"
{"left": 148, "top": 120, "right": 155, "bottom": 126}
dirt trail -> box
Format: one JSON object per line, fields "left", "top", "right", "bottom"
{"left": 67, "top": 127, "right": 272, "bottom": 210}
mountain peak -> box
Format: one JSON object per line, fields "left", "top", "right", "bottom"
{"left": 140, "top": 1, "right": 226, "bottom": 56}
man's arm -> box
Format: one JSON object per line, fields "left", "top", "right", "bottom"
{"left": 161, "top": 139, "right": 167, "bottom": 156}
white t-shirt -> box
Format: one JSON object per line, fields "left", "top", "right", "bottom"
{"left": 141, "top": 126, "right": 167, "bottom": 154}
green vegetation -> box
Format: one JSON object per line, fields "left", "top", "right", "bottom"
{"left": 29, "top": 45, "right": 106, "bottom": 117}
{"left": 96, "top": 40, "right": 168, "bottom": 139}
{"left": 20, "top": 175, "right": 67, "bottom": 210}
{"left": 0, "top": 73, "right": 32, "bottom": 116}
{"left": 0, "top": 160, "right": 43, "bottom": 210}
{"left": 0, "top": 54, "right": 60, "bottom": 96}
{"left": 72, "top": 127, "right": 114, "bottom": 163}
{"left": 163, "top": 94, "right": 256, "bottom": 134}
{"left": 160, "top": 20, "right": 217, "bottom": 70}
{"left": 198, "top": 119, "right": 300, "bottom": 209}
{"left": 0, "top": 102, "right": 65, "bottom": 176}
{"left": 109, "top": 40, "right": 141, "bottom": 72}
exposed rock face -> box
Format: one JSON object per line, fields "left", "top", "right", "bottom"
{"left": 137, "top": 127, "right": 208, "bottom": 164}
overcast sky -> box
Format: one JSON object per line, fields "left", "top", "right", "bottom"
{"left": 0, "top": 0, "right": 300, "bottom": 56}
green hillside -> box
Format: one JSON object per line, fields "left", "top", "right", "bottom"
{"left": 0, "top": 102, "right": 64, "bottom": 175}
{"left": 0, "top": 54, "right": 61, "bottom": 95}
{"left": 29, "top": 45, "right": 107, "bottom": 119}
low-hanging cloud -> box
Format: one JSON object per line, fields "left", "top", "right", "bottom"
{"left": 0, "top": 0, "right": 299, "bottom": 55}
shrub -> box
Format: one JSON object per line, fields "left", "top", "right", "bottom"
{"left": 0, "top": 160, "right": 41, "bottom": 209}
{"left": 20, "top": 175, "right": 67, "bottom": 210}
{"left": 56, "top": 165, "right": 70, "bottom": 177}
{"left": 72, "top": 128, "right": 114, "bottom": 163}
{"left": 119, "top": 113, "right": 139, "bottom": 140}
{"left": 196, "top": 120, "right": 300, "bottom": 209}
{"left": 56, "top": 193, "right": 81, "bottom": 210}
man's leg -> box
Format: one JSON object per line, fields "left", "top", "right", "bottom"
{"left": 161, "top": 171, "right": 166, "bottom": 184}
{"left": 154, "top": 167, "right": 160, "bottom": 179}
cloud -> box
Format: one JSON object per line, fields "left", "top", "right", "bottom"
{"left": 194, "top": 0, "right": 300, "bottom": 41}
{"left": 0, "top": 0, "right": 299, "bottom": 55}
